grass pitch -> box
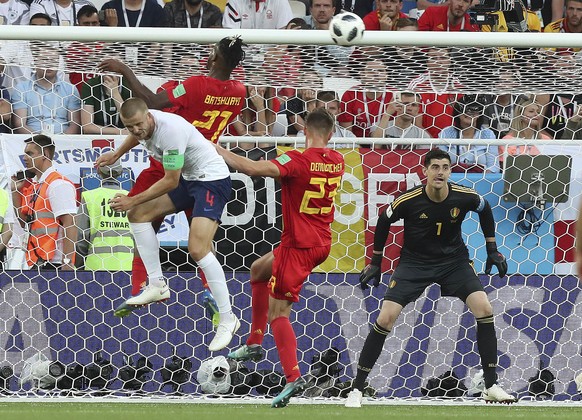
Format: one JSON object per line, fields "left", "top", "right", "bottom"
{"left": 1, "top": 402, "right": 581, "bottom": 420}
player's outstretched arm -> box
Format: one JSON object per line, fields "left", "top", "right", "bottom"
{"left": 215, "top": 144, "right": 280, "bottom": 178}
{"left": 97, "top": 59, "right": 172, "bottom": 110}
{"left": 95, "top": 135, "right": 139, "bottom": 170}
{"left": 477, "top": 199, "right": 508, "bottom": 277}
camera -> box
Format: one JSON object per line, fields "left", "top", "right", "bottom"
{"left": 470, "top": 0, "right": 544, "bottom": 31}
{"left": 14, "top": 169, "right": 35, "bottom": 181}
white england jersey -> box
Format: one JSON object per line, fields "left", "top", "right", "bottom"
{"left": 141, "top": 110, "right": 230, "bottom": 182}
{"left": 0, "top": 0, "right": 30, "bottom": 25}
{"left": 30, "top": 0, "right": 95, "bottom": 25}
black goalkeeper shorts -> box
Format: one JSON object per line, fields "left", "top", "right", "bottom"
{"left": 384, "top": 259, "right": 485, "bottom": 307}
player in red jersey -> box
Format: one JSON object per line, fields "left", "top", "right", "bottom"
{"left": 417, "top": 0, "right": 479, "bottom": 32}
{"left": 215, "top": 108, "right": 345, "bottom": 408}
{"left": 97, "top": 37, "right": 246, "bottom": 317}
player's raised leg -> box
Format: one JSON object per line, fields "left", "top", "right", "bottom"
{"left": 227, "top": 251, "right": 273, "bottom": 362}
{"left": 119, "top": 194, "right": 177, "bottom": 309}
{"left": 183, "top": 178, "right": 239, "bottom": 352}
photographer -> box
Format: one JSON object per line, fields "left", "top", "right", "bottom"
{"left": 479, "top": 0, "right": 542, "bottom": 32}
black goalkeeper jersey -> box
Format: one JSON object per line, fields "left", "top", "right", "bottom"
{"left": 385, "top": 182, "right": 486, "bottom": 265}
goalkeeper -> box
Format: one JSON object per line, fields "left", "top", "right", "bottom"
{"left": 346, "top": 148, "right": 516, "bottom": 407}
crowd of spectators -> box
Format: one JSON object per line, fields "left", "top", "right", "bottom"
{"left": 0, "top": 0, "right": 581, "bottom": 172}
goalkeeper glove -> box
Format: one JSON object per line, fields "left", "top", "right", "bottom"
{"left": 359, "top": 253, "right": 383, "bottom": 290}
{"left": 485, "top": 242, "right": 508, "bottom": 278}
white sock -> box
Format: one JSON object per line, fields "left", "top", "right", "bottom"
{"left": 197, "top": 252, "right": 233, "bottom": 320}
{"left": 129, "top": 222, "right": 163, "bottom": 282}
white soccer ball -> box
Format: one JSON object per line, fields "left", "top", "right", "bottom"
{"left": 329, "top": 11, "right": 365, "bottom": 46}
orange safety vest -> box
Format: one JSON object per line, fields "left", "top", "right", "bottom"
{"left": 24, "top": 171, "right": 75, "bottom": 266}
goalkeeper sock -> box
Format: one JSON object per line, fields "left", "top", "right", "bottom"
{"left": 246, "top": 281, "right": 269, "bottom": 346}
{"left": 197, "top": 252, "right": 233, "bottom": 321}
{"left": 353, "top": 322, "right": 390, "bottom": 391}
{"left": 131, "top": 257, "right": 147, "bottom": 296}
{"left": 129, "top": 222, "right": 163, "bottom": 280}
{"left": 271, "top": 316, "right": 301, "bottom": 383}
{"left": 476, "top": 315, "right": 498, "bottom": 388}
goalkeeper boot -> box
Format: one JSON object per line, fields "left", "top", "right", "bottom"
{"left": 345, "top": 389, "right": 363, "bottom": 408}
{"left": 124, "top": 283, "right": 170, "bottom": 306}
{"left": 271, "top": 377, "right": 306, "bottom": 408}
{"left": 482, "top": 384, "right": 516, "bottom": 404}
{"left": 209, "top": 315, "right": 240, "bottom": 352}
{"left": 227, "top": 344, "right": 264, "bottom": 362}
{"left": 201, "top": 289, "right": 220, "bottom": 327}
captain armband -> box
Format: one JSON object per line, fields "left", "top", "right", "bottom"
{"left": 163, "top": 149, "right": 184, "bottom": 171}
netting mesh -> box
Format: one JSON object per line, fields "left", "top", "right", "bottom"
{"left": 0, "top": 30, "right": 581, "bottom": 401}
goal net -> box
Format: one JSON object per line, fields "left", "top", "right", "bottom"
{"left": 0, "top": 26, "right": 581, "bottom": 401}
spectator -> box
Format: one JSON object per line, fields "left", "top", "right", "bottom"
{"left": 223, "top": 0, "right": 293, "bottom": 28}
{"left": 100, "top": 0, "right": 167, "bottom": 27}
{"left": 12, "top": 48, "right": 81, "bottom": 134}
{"left": 482, "top": 67, "right": 521, "bottom": 138}
{"left": 76, "top": 160, "right": 134, "bottom": 270}
{"left": 338, "top": 58, "right": 393, "bottom": 138}
{"left": 67, "top": 5, "right": 107, "bottom": 93}
{"left": 378, "top": 17, "right": 425, "bottom": 85}
{"left": 0, "top": 0, "right": 29, "bottom": 24}
{"left": 285, "top": 87, "right": 317, "bottom": 136}
{"left": 417, "top": 0, "right": 479, "bottom": 32}
{"left": 545, "top": 0, "right": 582, "bottom": 35}
{"left": 28, "top": 12, "right": 52, "bottom": 25}
{"left": 80, "top": 74, "right": 132, "bottom": 135}
{"left": 363, "top": 0, "right": 408, "bottom": 31}
{"left": 372, "top": 91, "right": 431, "bottom": 149}
{"left": 438, "top": 95, "right": 499, "bottom": 173}
{"left": 298, "top": 90, "right": 356, "bottom": 148}
{"left": 164, "top": 0, "right": 222, "bottom": 27}
{"left": 263, "top": 18, "right": 312, "bottom": 90}
{"left": 30, "top": 0, "right": 95, "bottom": 25}
{"left": 538, "top": 58, "right": 582, "bottom": 138}
{"left": 0, "top": 0, "right": 30, "bottom": 94}
{"left": 501, "top": 96, "right": 550, "bottom": 159}
{"left": 303, "top": 0, "right": 352, "bottom": 77}
{"left": 231, "top": 85, "right": 280, "bottom": 150}
{"left": 408, "top": 47, "right": 461, "bottom": 139}
{"left": 11, "top": 134, "right": 77, "bottom": 270}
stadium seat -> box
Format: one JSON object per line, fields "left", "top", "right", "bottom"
{"left": 289, "top": 0, "right": 307, "bottom": 18}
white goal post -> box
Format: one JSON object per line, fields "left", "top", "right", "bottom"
{"left": 0, "top": 27, "right": 581, "bottom": 402}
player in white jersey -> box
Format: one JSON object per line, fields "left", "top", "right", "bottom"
{"left": 95, "top": 98, "right": 239, "bottom": 352}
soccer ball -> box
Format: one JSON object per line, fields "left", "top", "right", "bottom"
{"left": 329, "top": 11, "right": 365, "bottom": 46}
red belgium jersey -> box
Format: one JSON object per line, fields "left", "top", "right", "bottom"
{"left": 272, "top": 148, "right": 345, "bottom": 248}
{"left": 166, "top": 75, "right": 247, "bottom": 143}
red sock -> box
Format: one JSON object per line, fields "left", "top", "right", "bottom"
{"left": 131, "top": 257, "right": 147, "bottom": 296}
{"left": 199, "top": 270, "right": 209, "bottom": 289}
{"left": 246, "top": 281, "right": 269, "bottom": 346}
{"left": 271, "top": 316, "right": 300, "bottom": 383}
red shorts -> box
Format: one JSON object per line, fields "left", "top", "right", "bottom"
{"left": 128, "top": 156, "right": 164, "bottom": 197}
{"left": 268, "top": 245, "right": 330, "bottom": 302}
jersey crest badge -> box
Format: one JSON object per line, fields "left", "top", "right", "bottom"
{"left": 450, "top": 207, "right": 460, "bottom": 218}
{"left": 172, "top": 84, "right": 186, "bottom": 98}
